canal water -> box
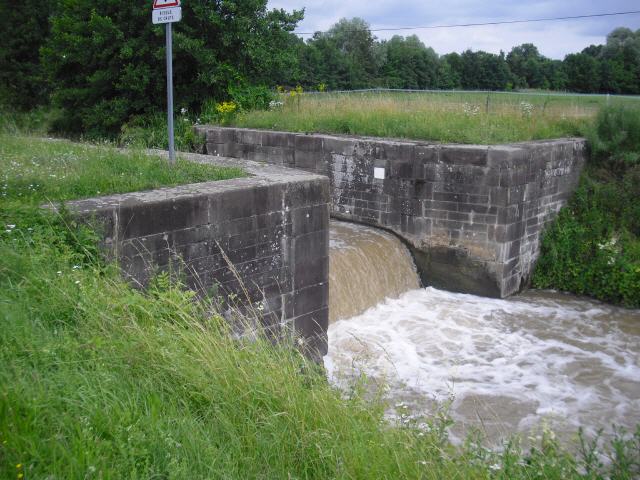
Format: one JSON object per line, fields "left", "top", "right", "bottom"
{"left": 327, "top": 220, "right": 640, "bottom": 444}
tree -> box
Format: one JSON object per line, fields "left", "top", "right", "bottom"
{"left": 0, "top": 0, "right": 57, "bottom": 109}
{"left": 507, "top": 43, "right": 546, "bottom": 89}
{"left": 563, "top": 53, "right": 601, "bottom": 93}
{"left": 436, "top": 57, "right": 461, "bottom": 89}
{"left": 314, "top": 18, "right": 378, "bottom": 89}
{"left": 541, "top": 60, "right": 568, "bottom": 91}
{"left": 379, "top": 35, "right": 438, "bottom": 89}
{"left": 459, "top": 50, "right": 511, "bottom": 90}
{"left": 41, "top": 0, "right": 302, "bottom": 137}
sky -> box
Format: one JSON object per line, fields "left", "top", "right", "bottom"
{"left": 267, "top": 0, "right": 640, "bottom": 59}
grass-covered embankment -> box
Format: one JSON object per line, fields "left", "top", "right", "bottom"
{"left": 2, "top": 138, "right": 640, "bottom": 477}
{"left": 226, "top": 91, "right": 640, "bottom": 144}
{"left": 533, "top": 106, "right": 640, "bottom": 308}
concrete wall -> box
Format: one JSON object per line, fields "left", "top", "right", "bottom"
{"left": 197, "top": 126, "right": 587, "bottom": 297}
{"left": 61, "top": 152, "right": 330, "bottom": 359}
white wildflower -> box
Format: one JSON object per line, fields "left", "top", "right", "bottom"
{"left": 463, "top": 103, "right": 480, "bottom": 116}
{"left": 520, "top": 101, "right": 534, "bottom": 118}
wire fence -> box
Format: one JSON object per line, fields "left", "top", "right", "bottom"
{"left": 302, "top": 87, "right": 640, "bottom": 100}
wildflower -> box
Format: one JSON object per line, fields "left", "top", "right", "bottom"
{"left": 215, "top": 101, "right": 237, "bottom": 115}
{"left": 520, "top": 101, "right": 534, "bottom": 118}
{"left": 489, "top": 463, "right": 501, "bottom": 471}
{"left": 6, "top": 224, "right": 15, "bottom": 229}
{"left": 180, "top": 107, "right": 188, "bottom": 115}
{"left": 75, "top": 280, "right": 81, "bottom": 285}
{"left": 463, "top": 103, "right": 480, "bottom": 116}
{"left": 16, "top": 464, "right": 22, "bottom": 469}
{"left": 73, "top": 265, "right": 80, "bottom": 270}
{"left": 57, "top": 271, "right": 62, "bottom": 275}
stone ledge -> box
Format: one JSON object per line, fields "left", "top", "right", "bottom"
{"left": 48, "top": 149, "right": 331, "bottom": 359}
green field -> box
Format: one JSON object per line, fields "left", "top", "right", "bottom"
{"left": 229, "top": 90, "right": 640, "bottom": 144}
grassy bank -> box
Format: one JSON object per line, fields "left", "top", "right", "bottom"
{"left": 533, "top": 106, "right": 640, "bottom": 308}
{"left": 226, "top": 91, "right": 640, "bottom": 144}
{"left": 2, "top": 141, "right": 640, "bottom": 477}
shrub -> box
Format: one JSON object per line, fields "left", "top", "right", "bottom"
{"left": 532, "top": 178, "right": 640, "bottom": 307}
{"left": 588, "top": 105, "right": 640, "bottom": 173}
{"left": 41, "top": 0, "right": 302, "bottom": 138}
{"left": 533, "top": 106, "right": 640, "bottom": 307}
{"left": 228, "top": 84, "right": 275, "bottom": 112}
{"left": 119, "top": 112, "right": 204, "bottom": 151}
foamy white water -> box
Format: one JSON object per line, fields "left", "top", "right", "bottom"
{"left": 325, "top": 287, "right": 640, "bottom": 444}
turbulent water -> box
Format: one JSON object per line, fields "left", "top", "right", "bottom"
{"left": 327, "top": 221, "right": 640, "bottom": 445}
{"left": 329, "top": 221, "right": 420, "bottom": 323}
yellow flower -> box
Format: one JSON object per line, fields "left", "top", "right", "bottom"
{"left": 215, "top": 101, "right": 237, "bottom": 114}
{"left": 18, "top": 474, "right": 23, "bottom": 479}
{"left": 16, "top": 464, "right": 22, "bottom": 469}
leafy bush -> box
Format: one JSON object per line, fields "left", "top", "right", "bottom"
{"left": 532, "top": 176, "right": 640, "bottom": 307}
{"left": 229, "top": 84, "right": 275, "bottom": 111}
{"left": 119, "top": 112, "right": 204, "bottom": 151}
{"left": 588, "top": 106, "right": 640, "bottom": 173}
{"left": 41, "top": 0, "right": 302, "bottom": 138}
{"left": 533, "top": 106, "right": 640, "bottom": 307}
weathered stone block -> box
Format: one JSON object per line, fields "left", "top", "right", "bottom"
{"left": 440, "top": 145, "right": 489, "bottom": 166}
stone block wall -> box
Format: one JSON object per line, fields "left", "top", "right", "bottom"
{"left": 197, "top": 126, "right": 587, "bottom": 297}
{"left": 61, "top": 152, "right": 330, "bottom": 358}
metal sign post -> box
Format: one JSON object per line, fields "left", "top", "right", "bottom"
{"left": 165, "top": 22, "right": 175, "bottom": 164}
{"left": 152, "top": 0, "right": 182, "bottom": 165}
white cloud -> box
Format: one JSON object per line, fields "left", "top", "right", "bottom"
{"left": 268, "top": 0, "right": 640, "bottom": 58}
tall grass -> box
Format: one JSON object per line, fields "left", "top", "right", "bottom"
{"left": 229, "top": 91, "right": 640, "bottom": 144}
{"left": 2, "top": 136, "right": 639, "bottom": 478}
{"left": 0, "top": 135, "right": 245, "bottom": 206}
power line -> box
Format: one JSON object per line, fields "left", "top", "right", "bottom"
{"left": 293, "top": 10, "right": 640, "bottom": 36}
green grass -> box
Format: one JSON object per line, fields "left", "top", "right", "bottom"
{"left": 1, "top": 135, "right": 640, "bottom": 478}
{"left": 227, "top": 91, "right": 640, "bottom": 144}
{"left": 0, "top": 135, "right": 245, "bottom": 206}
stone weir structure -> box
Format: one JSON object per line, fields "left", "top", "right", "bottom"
{"left": 60, "top": 152, "right": 331, "bottom": 359}
{"left": 196, "top": 126, "right": 587, "bottom": 298}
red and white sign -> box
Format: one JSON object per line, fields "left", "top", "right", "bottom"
{"left": 153, "top": 0, "right": 180, "bottom": 9}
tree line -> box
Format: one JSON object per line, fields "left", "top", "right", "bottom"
{"left": 294, "top": 18, "right": 640, "bottom": 94}
{"left": 1, "top": 1, "right": 639, "bottom": 137}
